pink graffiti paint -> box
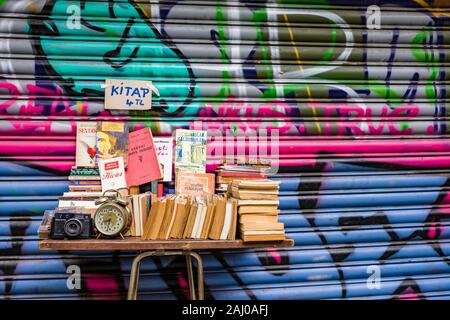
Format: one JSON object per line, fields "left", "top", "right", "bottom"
{"left": 206, "top": 159, "right": 317, "bottom": 172}
{"left": 207, "top": 139, "right": 450, "bottom": 155}
{"left": 437, "top": 206, "right": 450, "bottom": 215}
{"left": 428, "top": 223, "right": 444, "bottom": 239}
{"left": 439, "top": 192, "right": 450, "bottom": 205}
{"left": 0, "top": 82, "right": 119, "bottom": 138}
{"left": 374, "top": 156, "right": 450, "bottom": 169}
{"left": 16, "top": 84, "right": 80, "bottom": 117}
{"left": 0, "top": 117, "right": 441, "bottom": 137}
{"left": 132, "top": 123, "right": 147, "bottom": 131}
{"left": 0, "top": 82, "right": 92, "bottom": 117}
{"left": 28, "top": 161, "right": 74, "bottom": 173}
{"left": 177, "top": 271, "right": 190, "bottom": 300}
{"left": 259, "top": 100, "right": 293, "bottom": 117}
{"left": 0, "top": 81, "right": 19, "bottom": 111}
{"left": 0, "top": 141, "right": 75, "bottom": 155}
{"left": 83, "top": 274, "right": 121, "bottom": 300}
{"left": 206, "top": 121, "right": 294, "bottom": 135}
{"left": 309, "top": 103, "right": 420, "bottom": 135}
{"left": 267, "top": 248, "right": 282, "bottom": 264}
{"left": 9, "top": 119, "right": 54, "bottom": 135}
{"left": 201, "top": 97, "right": 293, "bottom": 118}
{"left": 398, "top": 287, "right": 420, "bottom": 300}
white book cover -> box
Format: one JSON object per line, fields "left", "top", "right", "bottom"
{"left": 132, "top": 195, "right": 141, "bottom": 237}
{"left": 98, "top": 157, "right": 127, "bottom": 193}
{"left": 139, "top": 193, "right": 146, "bottom": 236}
{"left": 166, "top": 202, "right": 178, "bottom": 239}
{"left": 154, "top": 137, "right": 173, "bottom": 182}
{"left": 195, "top": 205, "right": 208, "bottom": 239}
{"left": 62, "top": 192, "right": 103, "bottom": 197}
{"left": 75, "top": 122, "right": 97, "bottom": 167}
{"left": 220, "top": 201, "right": 233, "bottom": 240}
{"left": 58, "top": 200, "right": 99, "bottom": 209}
{"left": 191, "top": 199, "right": 204, "bottom": 239}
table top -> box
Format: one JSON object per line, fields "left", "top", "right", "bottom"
{"left": 39, "top": 237, "right": 295, "bottom": 251}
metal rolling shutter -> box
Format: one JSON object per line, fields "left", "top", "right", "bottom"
{"left": 0, "top": 0, "right": 449, "bottom": 299}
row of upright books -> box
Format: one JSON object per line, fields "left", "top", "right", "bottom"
{"left": 128, "top": 191, "right": 152, "bottom": 237}
{"left": 141, "top": 194, "right": 237, "bottom": 240}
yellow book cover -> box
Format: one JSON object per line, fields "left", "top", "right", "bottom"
{"left": 96, "top": 121, "right": 129, "bottom": 167}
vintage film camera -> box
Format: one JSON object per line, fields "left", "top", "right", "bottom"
{"left": 50, "top": 211, "right": 92, "bottom": 239}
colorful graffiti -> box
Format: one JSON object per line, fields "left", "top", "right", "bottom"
{"left": 0, "top": 0, "right": 449, "bottom": 299}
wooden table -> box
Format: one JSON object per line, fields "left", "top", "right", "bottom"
{"left": 39, "top": 238, "right": 295, "bottom": 300}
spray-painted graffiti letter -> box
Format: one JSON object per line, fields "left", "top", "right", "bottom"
{"left": 366, "top": 5, "right": 381, "bottom": 30}
{"left": 367, "top": 265, "right": 381, "bottom": 289}
{"left": 66, "top": 5, "right": 81, "bottom": 30}
{"left": 66, "top": 265, "right": 81, "bottom": 290}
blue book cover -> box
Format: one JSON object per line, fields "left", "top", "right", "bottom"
{"left": 175, "top": 129, "right": 207, "bottom": 173}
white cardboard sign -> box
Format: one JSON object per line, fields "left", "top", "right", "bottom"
{"left": 103, "top": 79, "right": 159, "bottom": 110}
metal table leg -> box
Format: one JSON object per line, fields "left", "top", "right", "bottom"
{"left": 128, "top": 251, "right": 146, "bottom": 300}
{"left": 185, "top": 254, "right": 196, "bottom": 300}
{"left": 127, "top": 250, "right": 205, "bottom": 301}
{"left": 189, "top": 252, "right": 204, "bottom": 300}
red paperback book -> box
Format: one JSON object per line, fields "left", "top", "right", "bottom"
{"left": 126, "top": 128, "right": 163, "bottom": 187}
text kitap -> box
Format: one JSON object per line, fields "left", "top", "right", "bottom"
{"left": 110, "top": 82, "right": 151, "bottom": 107}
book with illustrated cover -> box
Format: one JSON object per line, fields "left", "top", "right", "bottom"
{"left": 98, "top": 157, "right": 127, "bottom": 192}
{"left": 70, "top": 166, "right": 100, "bottom": 176}
{"left": 175, "top": 172, "right": 215, "bottom": 196}
{"left": 175, "top": 129, "right": 207, "bottom": 173}
{"left": 75, "top": 122, "right": 97, "bottom": 167}
{"left": 96, "top": 121, "right": 129, "bottom": 167}
{"left": 126, "top": 128, "right": 162, "bottom": 187}
{"left": 154, "top": 137, "right": 173, "bottom": 182}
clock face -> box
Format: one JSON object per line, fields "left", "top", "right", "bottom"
{"left": 94, "top": 204, "right": 126, "bottom": 236}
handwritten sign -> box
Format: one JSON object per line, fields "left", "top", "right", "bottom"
{"left": 103, "top": 79, "right": 159, "bottom": 110}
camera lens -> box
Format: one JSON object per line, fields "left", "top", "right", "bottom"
{"left": 64, "top": 219, "right": 83, "bottom": 237}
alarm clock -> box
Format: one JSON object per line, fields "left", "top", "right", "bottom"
{"left": 94, "top": 189, "right": 132, "bottom": 238}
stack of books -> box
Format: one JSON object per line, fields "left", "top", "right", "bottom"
{"left": 231, "top": 179, "right": 285, "bottom": 242}
{"left": 58, "top": 166, "right": 103, "bottom": 214}
{"left": 141, "top": 194, "right": 237, "bottom": 240}
{"left": 215, "top": 162, "right": 271, "bottom": 193}
{"left": 68, "top": 166, "right": 101, "bottom": 192}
